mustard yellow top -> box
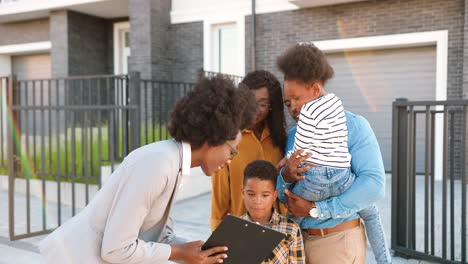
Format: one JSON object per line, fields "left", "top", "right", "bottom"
{"left": 210, "top": 126, "right": 286, "bottom": 231}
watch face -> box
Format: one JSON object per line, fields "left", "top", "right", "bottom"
{"left": 309, "top": 208, "right": 318, "bottom": 218}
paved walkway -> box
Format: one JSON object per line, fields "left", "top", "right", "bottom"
{"left": 0, "top": 172, "right": 454, "bottom": 263}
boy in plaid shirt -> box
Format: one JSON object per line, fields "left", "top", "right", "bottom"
{"left": 240, "top": 160, "right": 305, "bottom": 264}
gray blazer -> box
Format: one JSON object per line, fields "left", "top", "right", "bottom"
{"left": 39, "top": 140, "right": 191, "bottom": 263}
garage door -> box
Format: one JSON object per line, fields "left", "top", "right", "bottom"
{"left": 12, "top": 53, "right": 51, "bottom": 80}
{"left": 325, "top": 46, "right": 436, "bottom": 172}
{"left": 12, "top": 53, "right": 52, "bottom": 134}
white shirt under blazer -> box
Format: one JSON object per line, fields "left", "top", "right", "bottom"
{"left": 39, "top": 139, "right": 192, "bottom": 263}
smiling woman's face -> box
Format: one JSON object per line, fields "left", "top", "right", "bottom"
{"left": 200, "top": 131, "right": 242, "bottom": 176}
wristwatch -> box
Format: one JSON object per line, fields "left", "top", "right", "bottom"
{"left": 309, "top": 206, "right": 318, "bottom": 218}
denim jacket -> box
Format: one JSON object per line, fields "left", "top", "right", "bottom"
{"left": 277, "top": 111, "right": 386, "bottom": 229}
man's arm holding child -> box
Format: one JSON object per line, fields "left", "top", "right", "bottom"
{"left": 313, "top": 114, "right": 385, "bottom": 219}
{"left": 281, "top": 114, "right": 385, "bottom": 219}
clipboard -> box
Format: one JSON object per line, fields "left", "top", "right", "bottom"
{"left": 202, "top": 215, "right": 286, "bottom": 264}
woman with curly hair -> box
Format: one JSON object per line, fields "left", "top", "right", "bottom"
{"left": 39, "top": 75, "right": 256, "bottom": 264}
{"left": 210, "top": 70, "right": 288, "bottom": 231}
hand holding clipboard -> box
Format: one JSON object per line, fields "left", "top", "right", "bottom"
{"left": 202, "top": 215, "right": 286, "bottom": 264}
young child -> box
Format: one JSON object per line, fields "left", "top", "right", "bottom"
{"left": 289, "top": 85, "right": 353, "bottom": 222}
{"left": 240, "top": 160, "right": 305, "bottom": 264}
{"left": 279, "top": 43, "right": 391, "bottom": 264}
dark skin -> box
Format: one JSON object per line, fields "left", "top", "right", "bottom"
{"left": 251, "top": 87, "right": 270, "bottom": 140}
{"left": 280, "top": 79, "right": 326, "bottom": 217}
{"left": 281, "top": 150, "right": 317, "bottom": 217}
{"left": 252, "top": 122, "right": 265, "bottom": 141}
{"left": 170, "top": 241, "right": 228, "bottom": 264}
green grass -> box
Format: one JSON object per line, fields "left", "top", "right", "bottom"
{"left": 0, "top": 123, "right": 170, "bottom": 184}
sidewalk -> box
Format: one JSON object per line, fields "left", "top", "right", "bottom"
{"left": 0, "top": 167, "right": 210, "bottom": 264}
{"left": 0, "top": 172, "right": 438, "bottom": 263}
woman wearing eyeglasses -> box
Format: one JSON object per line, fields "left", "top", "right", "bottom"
{"left": 39, "top": 75, "right": 256, "bottom": 264}
{"left": 210, "top": 70, "right": 288, "bottom": 231}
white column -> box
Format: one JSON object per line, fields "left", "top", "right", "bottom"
{"left": 0, "top": 55, "right": 11, "bottom": 76}
{"left": 0, "top": 55, "right": 10, "bottom": 158}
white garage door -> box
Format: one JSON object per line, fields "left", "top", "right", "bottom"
{"left": 325, "top": 46, "right": 436, "bottom": 172}
{"left": 12, "top": 53, "right": 51, "bottom": 80}
{"left": 12, "top": 53, "right": 52, "bottom": 134}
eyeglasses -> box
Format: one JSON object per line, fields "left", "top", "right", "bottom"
{"left": 226, "top": 141, "right": 239, "bottom": 160}
{"left": 256, "top": 102, "right": 271, "bottom": 112}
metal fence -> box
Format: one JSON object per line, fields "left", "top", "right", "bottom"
{"left": 0, "top": 77, "right": 8, "bottom": 173}
{"left": 202, "top": 70, "right": 244, "bottom": 85}
{"left": 2, "top": 73, "right": 195, "bottom": 240}
{"left": 139, "top": 78, "right": 194, "bottom": 145}
{"left": 392, "top": 98, "right": 467, "bottom": 263}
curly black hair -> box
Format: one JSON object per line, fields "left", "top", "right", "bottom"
{"left": 277, "top": 43, "right": 334, "bottom": 85}
{"left": 240, "top": 70, "right": 287, "bottom": 152}
{"left": 168, "top": 75, "right": 256, "bottom": 150}
{"left": 243, "top": 160, "right": 278, "bottom": 186}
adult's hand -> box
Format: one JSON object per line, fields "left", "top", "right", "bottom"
{"left": 281, "top": 150, "right": 312, "bottom": 183}
{"left": 276, "top": 157, "right": 287, "bottom": 170}
{"left": 285, "top": 189, "right": 315, "bottom": 218}
{"left": 170, "top": 240, "right": 228, "bottom": 264}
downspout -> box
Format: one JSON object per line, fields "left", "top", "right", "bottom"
{"left": 251, "top": 0, "right": 256, "bottom": 71}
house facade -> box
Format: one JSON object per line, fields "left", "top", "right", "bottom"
{"left": 0, "top": 0, "right": 466, "bottom": 173}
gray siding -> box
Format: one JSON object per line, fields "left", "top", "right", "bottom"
{"left": 246, "top": 0, "right": 464, "bottom": 100}
{"left": 326, "top": 47, "right": 436, "bottom": 172}
{"left": 246, "top": 0, "right": 465, "bottom": 175}
{"left": 0, "top": 19, "right": 49, "bottom": 46}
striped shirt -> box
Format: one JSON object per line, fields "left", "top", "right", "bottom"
{"left": 241, "top": 210, "right": 305, "bottom": 264}
{"left": 293, "top": 93, "right": 351, "bottom": 168}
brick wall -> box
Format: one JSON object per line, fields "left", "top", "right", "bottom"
{"left": 169, "top": 21, "right": 203, "bottom": 83}
{"left": 50, "top": 10, "right": 112, "bottom": 77}
{"left": 246, "top": 0, "right": 464, "bottom": 100}
{"left": 68, "top": 11, "right": 111, "bottom": 76}
{"left": 150, "top": 0, "right": 171, "bottom": 81}
{"left": 129, "top": 0, "right": 173, "bottom": 81}
{"left": 129, "top": 0, "right": 153, "bottom": 79}
{"left": 246, "top": 0, "right": 465, "bottom": 176}
{"left": 130, "top": 0, "right": 202, "bottom": 82}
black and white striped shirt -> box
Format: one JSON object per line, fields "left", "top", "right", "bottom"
{"left": 293, "top": 93, "right": 351, "bottom": 168}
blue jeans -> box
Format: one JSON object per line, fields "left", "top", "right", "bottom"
{"left": 289, "top": 166, "right": 392, "bottom": 264}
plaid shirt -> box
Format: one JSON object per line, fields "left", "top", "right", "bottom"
{"left": 241, "top": 210, "right": 305, "bottom": 264}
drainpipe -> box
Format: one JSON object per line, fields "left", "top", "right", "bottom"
{"left": 250, "top": 0, "right": 256, "bottom": 71}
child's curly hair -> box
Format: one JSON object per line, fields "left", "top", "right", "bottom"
{"left": 277, "top": 43, "right": 334, "bottom": 85}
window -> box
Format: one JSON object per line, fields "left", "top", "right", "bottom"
{"left": 211, "top": 23, "right": 238, "bottom": 75}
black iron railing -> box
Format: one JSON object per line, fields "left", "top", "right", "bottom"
{"left": 1, "top": 72, "right": 194, "bottom": 240}
{"left": 202, "top": 70, "right": 244, "bottom": 85}
{"left": 392, "top": 98, "right": 467, "bottom": 263}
